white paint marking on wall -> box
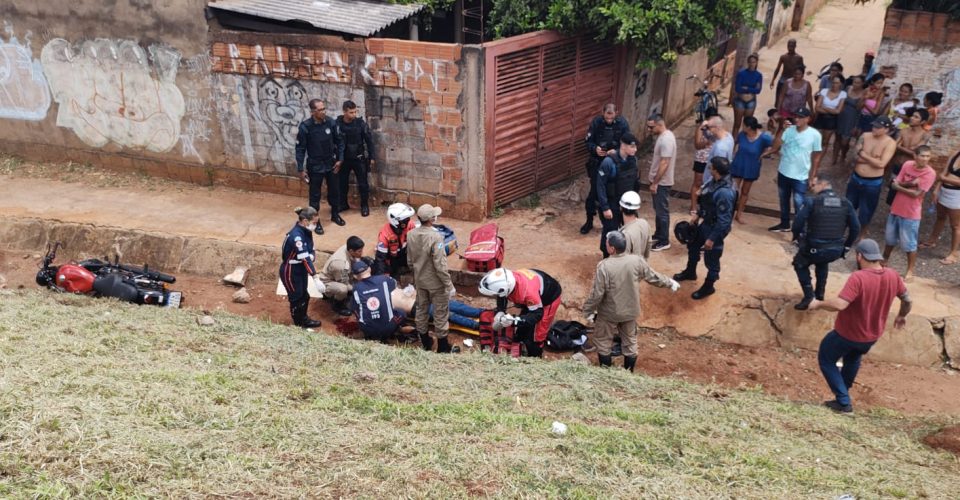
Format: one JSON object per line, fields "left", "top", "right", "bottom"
{"left": 235, "top": 79, "right": 256, "bottom": 169}
{"left": 361, "top": 54, "right": 447, "bottom": 91}
{"left": 0, "top": 25, "right": 51, "bottom": 121}
{"left": 40, "top": 38, "right": 186, "bottom": 152}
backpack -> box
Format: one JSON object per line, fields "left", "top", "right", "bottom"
{"left": 546, "top": 320, "right": 588, "bottom": 351}
{"left": 434, "top": 224, "right": 458, "bottom": 256}
{"left": 478, "top": 309, "right": 521, "bottom": 358}
{"left": 464, "top": 223, "right": 505, "bottom": 272}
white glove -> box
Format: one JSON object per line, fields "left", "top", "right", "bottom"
{"left": 312, "top": 275, "right": 326, "bottom": 295}
{"left": 585, "top": 312, "right": 596, "bottom": 324}
{"left": 669, "top": 279, "right": 680, "bottom": 293}
{"left": 448, "top": 287, "right": 457, "bottom": 299}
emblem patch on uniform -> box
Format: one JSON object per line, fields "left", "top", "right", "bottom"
{"left": 325, "top": 128, "right": 331, "bottom": 134}
{"left": 365, "top": 296, "right": 380, "bottom": 310}
{"left": 296, "top": 240, "right": 304, "bottom": 249}
{"left": 824, "top": 198, "right": 842, "bottom": 207}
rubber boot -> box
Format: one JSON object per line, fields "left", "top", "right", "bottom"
{"left": 691, "top": 279, "right": 716, "bottom": 300}
{"left": 419, "top": 332, "right": 434, "bottom": 351}
{"left": 673, "top": 267, "right": 698, "bottom": 282}
{"left": 623, "top": 356, "right": 637, "bottom": 372}
{"left": 598, "top": 354, "right": 613, "bottom": 367}
{"left": 436, "top": 336, "right": 452, "bottom": 353}
{"left": 579, "top": 214, "right": 594, "bottom": 235}
{"left": 795, "top": 285, "right": 815, "bottom": 310}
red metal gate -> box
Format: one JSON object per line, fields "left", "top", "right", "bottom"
{"left": 483, "top": 32, "right": 622, "bottom": 211}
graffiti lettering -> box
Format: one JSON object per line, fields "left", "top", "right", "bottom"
{"left": 634, "top": 70, "right": 648, "bottom": 98}
{"left": 361, "top": 54, "right": 446, "bottom": 92}
{"left": 41, "top": 38, "right": 185, "bottom": 152}
{"left": 368, "top": 89, "right": 423, "bottom": 122}
{"left": 214, "top": 43, "right": 350, "bottom": 83}
{"left": 0, "top": 23, "right": 51, "bottom": 121}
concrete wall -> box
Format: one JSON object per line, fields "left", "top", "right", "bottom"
{"left": 619, "top": 48, "right": 670, "bottom": 141}
{"left": 662, "top": 48, "right": 710, "bottom": 126}
{"left": 0, "top": 2, "right": 483, "bottom": 220}
{"left": 877, "top": 8, "right": 960, "bottom": 161}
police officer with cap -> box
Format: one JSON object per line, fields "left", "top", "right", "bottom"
{"left": 596, "top": 132, "right": 640, "bottom": 258}
{"left": 792, "top": 175, "right": 860, "bottom": 310}
{"left": 407, "top": 204, "right": 455, "bottom": 353}
{"left": 582, "top": 103, "right": 631, "bottom": 234}
{"left": 336, "top": 100, "right": 375, "bottom": 217}
{"left": 296, "top": 99, "right": 346, "bottom": 234}
{"left": 350, "top": 259, "right": 410, "bottom": 342}
{"left": 673, "top": 157, "right": 736, "bottom": 299}
{"left": 279, "top": 206, "right": 325, "bottom": 328}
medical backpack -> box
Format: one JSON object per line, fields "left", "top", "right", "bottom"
{"left": 464, "top": 223, "right": 505, "bottom": 272}
{"left": 478, "top": 309, "right": 521, "bottom": 358}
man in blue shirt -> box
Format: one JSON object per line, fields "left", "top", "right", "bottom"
{"left": 766, "top": 107, "right": 822, "bottom": 232}
{"left": 296, "top": 99, "right": 346, "bottom": 234}
{"left": 350, "top": 259, "right": 409, "bottom": 342}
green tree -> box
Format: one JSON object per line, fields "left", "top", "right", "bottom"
{"left": 398, "top": 0, "right": 772, "bottom": 68}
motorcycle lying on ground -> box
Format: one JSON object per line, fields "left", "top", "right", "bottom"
{"left": 36, "top": 242, "right": 183, "bottom": 308}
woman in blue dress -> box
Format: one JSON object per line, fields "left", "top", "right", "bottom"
{"left": 730, "top": 116, "right": 774, "bottom": 223}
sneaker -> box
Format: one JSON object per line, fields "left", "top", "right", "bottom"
{"left": 651, "top": 241, "right": 671, "bottom": 252}
{"left": 824, "top": 400, "right": 854, "bottom": 414}
{"left": 767, "top": 223, "right": 791, "bottom": 233}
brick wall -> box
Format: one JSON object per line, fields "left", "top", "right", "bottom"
{"left": 208, "top": 32, "right": 479, "bottom": 219}
{"left": 878, "top": 8, "right": 960, "bottom": 162}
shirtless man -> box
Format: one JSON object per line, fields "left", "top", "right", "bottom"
{"left": 846, "top": 116, "right": 897, "bottom": 232}
{"left": 770, "top": 39, "right": 805, "bottom": 108}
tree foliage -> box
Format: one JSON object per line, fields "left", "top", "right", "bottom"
{"left": 397, "top": 0, "right": 770, "bottom": 68}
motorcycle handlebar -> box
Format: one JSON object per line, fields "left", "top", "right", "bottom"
{"left": 118, "top": 264, "right": 176, "bottom": 284}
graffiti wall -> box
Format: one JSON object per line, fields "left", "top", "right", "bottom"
{"left": 0, "top": 24, "right": 51, "bottom": 121}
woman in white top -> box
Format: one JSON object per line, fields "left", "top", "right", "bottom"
{"left": 813, "top": 76, "right": 847, "bottom": 158}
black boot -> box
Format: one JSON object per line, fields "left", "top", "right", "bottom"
{"left": 331, "top": 213, "right": 346, "bottom": 226}
{"left": 419, "top": 332, "right": 434, "bottom": 351}
{"left": 795, "top": 285, "right": 815, "bottom": 310}
{"left": 360, "top": 202, "right": 370, "bottom": 217}
{"left": 436, "top": 336, "right": 452, "bottom": 353}
{"left": 673, "top": 267, "right": 697, "bottom": 282}
{"left": 598, "top": 354, "right": 613, "bottom": 367}
{"left": 815, "top": 282, "right": 826, "bottom": 301}
{"left": 301, "top": 317, "right": 322, "bottom": 328}
{"left": 623, "top": 356, "right": 637, "bottom": 372}
{"left": 579, "top": 214, "right": 594, "bottom": 234}
{"left": 331, "top": 300, "right": 352, "bottom": 316}
{"left": 691, "top": 279, "right": 716, "bottom": 300}
{"left": 314, "top": 222, "right": 325, "bottom": 235}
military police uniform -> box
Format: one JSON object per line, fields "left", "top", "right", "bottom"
{"left": 279, "top": 223, "right": 318, "bottom": 326}
{"left": 582, "top": 115, "right": 630, "bottom": 233}
{"left": 407, "top": 207, "right": 454, "bottom": 352}
{"left": 318, "top": 244, "right": 356, "bottom": 302}
{"left": 675, "top": 174, "right": 736, "bottom": 298}
{"left": 296, "top": 116, "right": 344, "bottom": 226}
{"left": 351, "top": 272, "right": 404, "bottom": 342}
{"left": 336, "top": 115, "right": 375, "bottom": 216}
{"left": 596, "top": 151, "right": 639, "bottom": 257}
{"left": 792, "top": 188, "right": 860, "bottom": 307}
{"left": 582, "top": 253, "right": 673, "bottom": 370}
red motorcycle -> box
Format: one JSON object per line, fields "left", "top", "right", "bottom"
{"left": 36, "top": 242, "right": 183, "bottom": 308}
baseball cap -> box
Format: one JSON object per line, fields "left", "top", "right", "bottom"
{"left": 620, "top": 133, "right": 638, "bottom": 146}
{"left": 794, "top": 107, "right": 812, "bottom": 118}
{"left": 855, "top": 239, "right": 883, "bottom": 261}
{"left": 416, "top": 204, "right": 442, "bottom": 221}
{"left": 351, "top": 259, "right": 370, "bottom": 275}
{"left": 872, "top": 116, "right": 893, "bottom": 129}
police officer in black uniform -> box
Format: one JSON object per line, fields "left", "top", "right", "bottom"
{"left": 280, "top": 207, "right": 324, "bottom": 328}
{"left": 336, "top": 100, "right": 376, "bottom": 217}
{"left": 595, "top": 133, "right": 639, "bottom": 258}
{"left": 582, "top": 103, "right": 631, "bottom": 234}
{"left": 296, "top": 99, "right": 345, "bottom": 235}
{"left": 791, "top": 175, "right": 860, "bottom": 310}
{"left": 673, "top": 157, "right": 736, "bottom": 300}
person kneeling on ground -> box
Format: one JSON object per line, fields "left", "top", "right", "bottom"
{"left": 375, "top": 203, "right": 418, "bottom": 277}
{"left": 350, "top": 259, "right": 413, "bottom": 342}
{"left": 478, "top": 267, "right": 562, "bottom": 358}
{"left": 673, "top": 157, "right": 736, "bottom": 299}
{"left": 582, "top": 230, "right": 680, "bottom": 370}
{"left": 319, "top": 235, "right": 365, "bottom": 316}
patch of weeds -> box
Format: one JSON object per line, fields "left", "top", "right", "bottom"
{"left": 516, "top": 193, "right": 541, "bottom": 209}
{"left": 490, "top": 202, "right": 504, "bottom": 218}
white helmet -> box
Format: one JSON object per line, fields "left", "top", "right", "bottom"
{"left": 619, "top": 191, "right": 641, "bottom": 210}
{"left": 478, "top": 268, "right": 516, "bottom": 298}
{"left": 387, "top": 203, "right": 415, "bottom": 228}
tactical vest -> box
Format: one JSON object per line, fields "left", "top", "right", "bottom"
{"left": 806, "top": 190, "right": 847, "bottom": 243}
{"left": 338, "top": 117, "right": 366, "bottom": 160}
{"left": 604, "top": 154, "right": 638, "bottom": 207}
{"left": 698, "top": 178, "right": 736, "bottom": 226}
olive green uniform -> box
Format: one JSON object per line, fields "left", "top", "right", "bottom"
{"left": 318, "top": 244, "right": 355, "bottom": 301}
{"left": 621, "top": 217, "right": 652, "bottom": 260}
{"left": 407, "top": 225, "right": 453, "bottom": 338}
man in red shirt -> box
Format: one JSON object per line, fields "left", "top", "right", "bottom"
{"left": 883, "top": 145, "right": 937, "bottom": 280}
{"left": 808, "top": 239, "right": 912, "bottom": 413}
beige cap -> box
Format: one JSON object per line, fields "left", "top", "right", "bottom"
{"left": 417, "top": 204, "right": 442, "bottom": 221}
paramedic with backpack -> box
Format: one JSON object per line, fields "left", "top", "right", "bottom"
{"left": 583, "top": 230, "right": 680, "bottom": 370}
{"left": 673, "top": 157, "right": 736, "bottom": 300}
{"left": 478, "top": 267, "right": 563, "bottom": 358}
{"left": 375, "top": 203, "right": 419, "bottom": 276}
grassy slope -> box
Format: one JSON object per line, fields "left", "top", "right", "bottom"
{"left": 0, "top": 291, "right": 957, "bottom": 498}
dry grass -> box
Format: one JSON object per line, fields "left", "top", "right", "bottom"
{"left": 0, "top": 290, "right": 958, "bottom": 498}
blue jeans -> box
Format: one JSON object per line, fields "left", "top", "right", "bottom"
{"left": 777, "top": 173, "right": 808, "bottom": 226}
{"left": 818, "top": 330, "right": 875, "bottom": 406}
{"left": 653, "top": 185, "right": 670, "bottom": 244}
{"left": 845, "top": 173, "right": 884, "bottom": 229}
{"left": 428, "top": 300, "right": 483, "bottom": 330}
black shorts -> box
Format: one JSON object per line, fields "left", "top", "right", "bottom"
{"left": 693, "top": 161, "right": 707, "bottom": 174}
{"left": 814, "top": 113, "right": 838, "bottom": 131}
